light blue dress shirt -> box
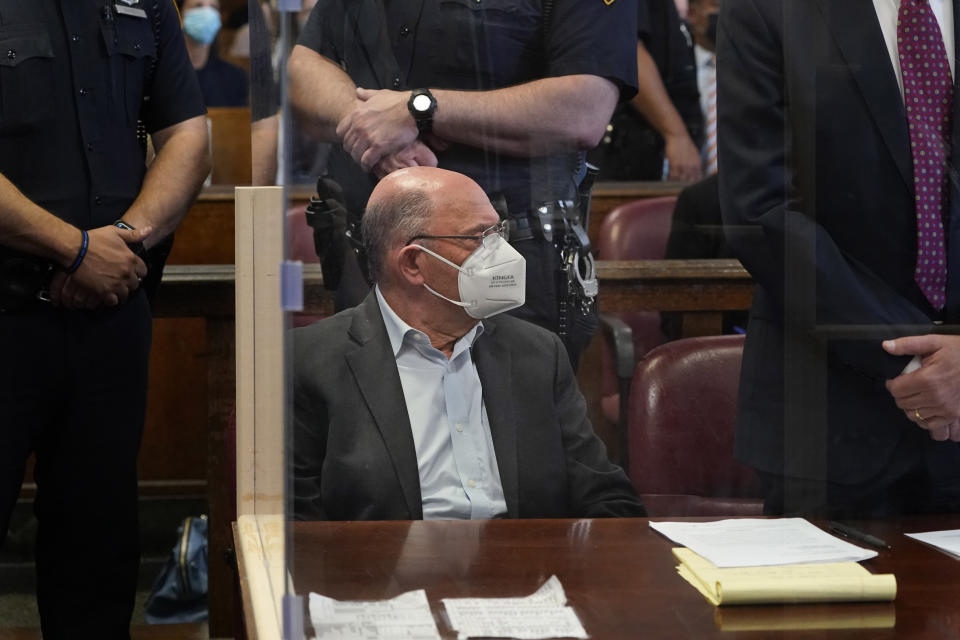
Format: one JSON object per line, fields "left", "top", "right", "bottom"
{"left": 375, "top": 287, "right": 507, "bottom": 520}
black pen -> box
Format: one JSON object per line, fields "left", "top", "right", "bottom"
{"left": 828, "top": 521, "right": 891, "bottom": 550}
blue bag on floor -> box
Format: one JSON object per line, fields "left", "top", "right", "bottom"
{"left": 145, "top": 515, "right": 209, "bottom": 624}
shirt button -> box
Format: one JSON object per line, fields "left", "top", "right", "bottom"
{"left": 456, "top": 423, "right": 464, "bottom": 432}
{"left": 6, "top": 49, "right": 15, "bottom": 61}
{"left": 392, "top": 76, "right": 401, "bottom": 89}
{"left": 400, "top": 25, "right": 410, "bottom": 36}
{"left": 134, "top": 43, "right": 141, "bottom": 51}
{"left": 86, "top": 143, "right": 94, "bottom": 152}
{"left": 71, "top": 35, "right": 80, "bottom": 43}
{"left": 468, "top": 480, "right": 476, "bottom": 488}
{"left": 79, "top": 88, "right": 88, "bottom": 96}
{"left": 94, "top": 195, "right": 103, "bottom": 205}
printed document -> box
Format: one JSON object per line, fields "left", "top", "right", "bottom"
{"left": 441, "top": 575, "right": 587, "bottom": 640}
{"left": 650, "top": 518, "right": 877, "bottom": 567}
{"left": 906, "top": 529, "right": 960, "bottom": 559}
{"left": 308, "top": 589, "right": 441, "bottom": 640}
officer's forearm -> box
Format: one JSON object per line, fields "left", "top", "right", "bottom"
{"left": 630, "top": 41, "right": 690, "bottom": 141}
{"left": 252, "top": 115, "right": 280, "bottom": 186}
{"left": 289, "top": 45, "right": 359, "bottom": 142}
{"left": 431, "top": 75, "right": 618, "bottom": 157}
{"left": 0, "top": 172, "right": 81, "bottom": 267}
{"left": 123, "top": 116, "right": 210, "bottom": 249}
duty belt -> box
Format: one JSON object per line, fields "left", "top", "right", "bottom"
{"left": 509, "top": 201, "right": 598, "bottom": 315}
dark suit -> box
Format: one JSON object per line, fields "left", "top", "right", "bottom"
{"left": 663, "top": 174, "right": 747, "bottom": 338}
{"left": 718, "top": 0, "right": 960, "bottom": 513}
{"left": 292, "top": 293, "right": 645, "bottom": 520}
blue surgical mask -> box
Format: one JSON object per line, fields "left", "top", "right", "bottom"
{"left": 183, "top": 6, "right": 221, "bottom": 45}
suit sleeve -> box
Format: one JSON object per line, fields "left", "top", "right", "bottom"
{"left": 553, "top": 334, "right": 647, "bottom": 518}
{"left": 292, "top": 345, "right": 329, "bottom": 521}
{"left": 717, "top": 0, "right": 929, "bottom": 381}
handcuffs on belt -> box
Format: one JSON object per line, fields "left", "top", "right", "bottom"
{"left": 509, "top": 197, "right": 599, "bottom": 316}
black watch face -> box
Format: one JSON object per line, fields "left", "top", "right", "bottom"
{"left": 412, "top": 93, "right": 433, "bottom": 113}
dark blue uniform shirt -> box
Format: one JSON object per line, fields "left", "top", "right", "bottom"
{"left": 0, "top": 0, "right": 205, "bottom": 229}
{"left": 298, "top": 0, "right": 639, "bottom": 216}
{"left": 196, "top": 53, "right": 248, "bottom": 108}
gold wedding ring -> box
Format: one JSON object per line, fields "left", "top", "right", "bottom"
{"left": 915, "top": 408, "right": 925, "bottom": 423}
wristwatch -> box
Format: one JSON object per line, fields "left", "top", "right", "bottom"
{"left": 407, "top": 88, "right": 437, "bottom": 134}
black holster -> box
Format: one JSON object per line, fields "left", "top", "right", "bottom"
{"left": 0, "top": 249, "right": 53, "bottom": 313}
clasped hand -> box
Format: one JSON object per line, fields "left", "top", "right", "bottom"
{"left": 884, "top": 335, "right": 960, "bottom": 442}
{"left": 49, "top": 224, "right": 150, "bottom": 310}
{"left": 336, "top": 88, "right": 444, "bottom": 176}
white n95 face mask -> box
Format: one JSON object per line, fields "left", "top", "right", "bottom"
{"left": 413, "top": 235, "right": 526, "bottom": 319}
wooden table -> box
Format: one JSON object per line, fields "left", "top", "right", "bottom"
{"left": 284, "top": 516, "right": 960, "bottom": 639}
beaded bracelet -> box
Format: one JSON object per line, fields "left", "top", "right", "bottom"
{"left": 65, "top": 229, "right": 89, "bottom": 274}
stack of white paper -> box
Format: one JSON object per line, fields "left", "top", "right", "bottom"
{"left": 906, "top": 529, "right": 960, "bottom": 559}
{"left": 650, "top": 518, "right": 877, "bottom": 567}
{"left": 308, "top": 589, "right": 441, "bottom": 640}
{"left": 441, "top": 575, "right": 587, "bottom": 640}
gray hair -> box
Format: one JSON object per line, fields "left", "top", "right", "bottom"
{"left": 362, "top": 189, "right": 433, "bottom": 283}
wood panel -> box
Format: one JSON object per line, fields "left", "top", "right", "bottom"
{"left": 140, "top": 318, "right": 208, "bottom": 489}
{"left": 168, "top": 182, "right": 682, "bottom": 266}
{"left": 208, "top": 107, "right": 253, "bottom": 186}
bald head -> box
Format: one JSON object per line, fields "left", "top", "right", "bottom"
{"left": 362, "top": 167, "right": 493, "bottom": 283}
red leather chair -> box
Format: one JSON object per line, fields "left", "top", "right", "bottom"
{"left": 596, "top": 196, "right": 677, "bottom": 465}
{"left": 287, "top": 203, "right": 319, "bottom": 263}
{"left": 627, "top": 334, "right": 764, "bottom": 516}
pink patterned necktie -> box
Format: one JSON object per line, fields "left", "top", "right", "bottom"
{"left": 898, "top": 0, "right": 953, "bottom": 310}
{"left": 704, "top": 55, "right": 718, "bottom": 176}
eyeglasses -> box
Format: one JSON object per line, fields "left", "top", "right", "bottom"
{"left": 407, "top": 219, "right": 510, "bottom": 249}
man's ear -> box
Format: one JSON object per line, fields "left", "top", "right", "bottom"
{"left": 396, "top": 245, "right": 425, "bottom": 285}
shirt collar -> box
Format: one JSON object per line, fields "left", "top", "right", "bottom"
{"left": 695, "top": 44, "right": 715, "bottom": 68}
{"left": 375, "top": 285, "right": 484, "bottom": 358}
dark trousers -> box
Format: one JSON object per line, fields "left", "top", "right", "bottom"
{"left": 757, "top": 438, "right": 960, "bottom": 518}
{"left": 0, "top": 293, "right": 152, "bottom": 639}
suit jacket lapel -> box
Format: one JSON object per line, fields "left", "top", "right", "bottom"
{"left": 816, "top": 0, "right": 913, "bottom": 190}
{"left": 345, "top": 294, "right": 423, "bottom": 519}
{"left": 473, "top": 319, "right": 520, "bottom": 518}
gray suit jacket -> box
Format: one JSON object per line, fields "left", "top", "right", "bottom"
{"left": 292, "top": 293, "right": 645, "bottom": 520}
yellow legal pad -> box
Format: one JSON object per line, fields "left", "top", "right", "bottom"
{"left": 672, "top": 548, "right": 897, "bottom": 606}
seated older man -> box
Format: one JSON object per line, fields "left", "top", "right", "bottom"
{"left": 292, "top": 167, "right": 644, "bottom": 520}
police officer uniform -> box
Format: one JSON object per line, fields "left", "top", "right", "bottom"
{"left": 0, "top": 1, "right": 204, "bottom": 636}
{"left": 297, "top": 0, "right": 638, "bottom": 364}
{"left": 595, "top": 0, "right": 703, "bottom": 180}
